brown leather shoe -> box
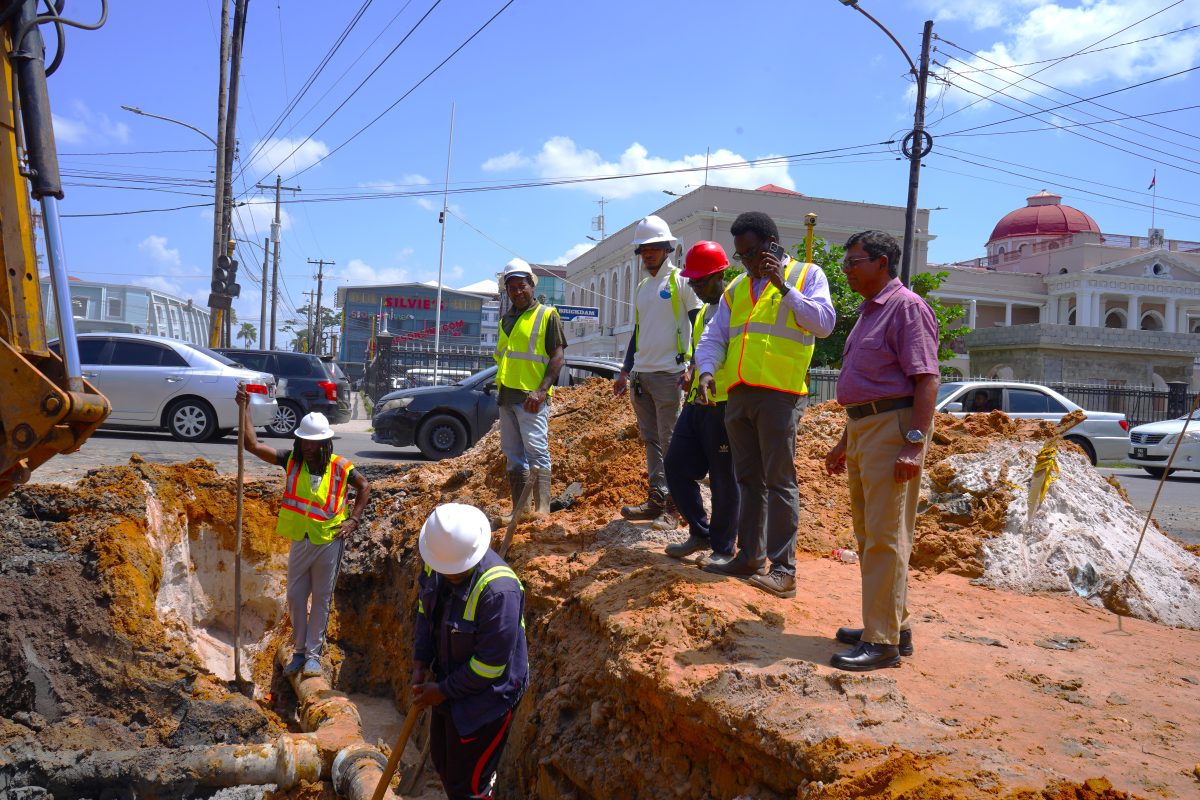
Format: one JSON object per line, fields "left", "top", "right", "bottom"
{"left": 748, "top": 569, "right": 796, "bottom": 598}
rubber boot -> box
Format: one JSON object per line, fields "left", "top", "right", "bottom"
{"left": 534, "top": 469, "right": 552, "bottom": 515}
{"left": 499, "top": 468, "right": 529, "bottom": 525}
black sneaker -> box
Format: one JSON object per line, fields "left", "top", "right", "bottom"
{"left": 702, "top": 553, "right": 768, "bottom": 578}
{"left": 621, "top": 500, "right": 662, "bottom": 521}
{"left": 665, "top": 535, "right": 708, "bottom": 558}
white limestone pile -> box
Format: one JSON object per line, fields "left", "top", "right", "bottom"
{"left": 937, "top": 441, "right": 1200, "bottom": 629}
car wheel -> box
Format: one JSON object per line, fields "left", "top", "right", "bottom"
{"left": 416, "top": 414, "right": 468, "bottom": 461}
{"left": 1064, "top": 435, "right": 1096, "bottom": 466}
{"left": 1142, "top": 466, "right": 1176, "bottom": 479}
{"left": 167, "top": 398, "right": 217, "bottom": 442}
{"left": 268, "top": 401, "right": 303, "bottom": 437}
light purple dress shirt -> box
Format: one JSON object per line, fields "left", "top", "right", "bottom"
{"left": 836, "top": 277, "right": 939, "bottom": 406}
{"left": 694, "top": 258, "right": 836, "bottom": 379}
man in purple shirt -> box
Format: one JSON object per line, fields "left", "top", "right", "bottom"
{"left": 825, "top": 230, "right": 939, "bottom": 672}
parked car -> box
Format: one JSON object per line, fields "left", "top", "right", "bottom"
{"left": 216, "top": 349, "right": 350, "bottom": 435}
{"left": 373, "top": 356, "right": 622, "bottom": 460}
{"left": 936, "top": 381, "right": 1130, "bottom": 465}
{"left": 52, "top": 333, "right": 277, "bottom": 442}
{"left": 1127, "top": 410, "right": 1200, "bottom": 478}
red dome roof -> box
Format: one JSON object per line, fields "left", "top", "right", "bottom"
{"left": 988, "top": 190, "right": 1100, "bottom": 243}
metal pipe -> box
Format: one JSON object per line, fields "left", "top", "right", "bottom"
{"left": 39, "top": 197, "right": 81, "bottom": 391}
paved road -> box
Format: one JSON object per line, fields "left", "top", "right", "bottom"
{"left": 1098, "top": 467, "right": 1200, "bottom": 546}
{"left": 28, "top": 427, "right": 425, "bottom": 486}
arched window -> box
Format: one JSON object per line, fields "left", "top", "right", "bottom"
{"left": 1104, "top": 309, "right": 1126, "bottom": 329}
{"left": 598, "top": 277, "right": 607, "bottom": 326}
{"left": 1066, "top": 306, "right": 1077, "bottom": 326}
{"left": 622, "top": 264, "right": 632, "bottom": 324}
{"left": 1140, "top": 311, "right": 1164, "bottom": 331}
{"left": 988, "top": 365, "right": 1015, "bottom": 380}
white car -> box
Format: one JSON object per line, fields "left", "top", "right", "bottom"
{"left": 54, "top": 333, "right": 278, "bottom": 441}
{"left": 1127, "top": 410, "right": 1200, "bottom": 478}
{"left": 936, "top": 381, "right": 1130, "bottom": 465}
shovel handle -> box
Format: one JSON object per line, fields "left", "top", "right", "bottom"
{"left": 234, "top": 384, "right": 246, "bottom": 683}
{"left": 372, "top": 704, "right": 423, "bottom": 800}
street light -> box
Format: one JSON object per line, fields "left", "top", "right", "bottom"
{"left": 837, "top": 2, "right": 933, "bottom": 286}
{"left": 120, "top": 105, "right": 217, "bottom": 146}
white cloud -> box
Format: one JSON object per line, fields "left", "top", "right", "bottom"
{"left": 550, "top": 242, "right": 595, "bottom": 266}
{"left": 233, "top": 197, "right": 293, "bottom": 238}
{"left": 53, "top": 101, "right": 131, "bottom": 146}
{"left": 131, "top": 275, "right": 184, "bottom": 296}
{"left": 930, "top": 2, "right": 1200, "bottom": 109}
{"left": 333, "top": 257, "right": 409, "bottom": 286}
{"left": 243, "top": 137, "right": 330, "bottom": 178}
{"left": 481, "top": 137, "right": 795, "bottom": 199}
{"left": 916, "top": 0, "right": 1043, "bottom": 29}
{"left": 138, "top": 235, "right": 182, "bottom": 267}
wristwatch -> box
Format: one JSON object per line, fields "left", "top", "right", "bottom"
{"left": 904, "top": 429, "right": 926, "bottom": 445}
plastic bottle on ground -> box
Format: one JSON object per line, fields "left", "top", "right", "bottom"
{"left": 831, "top": 548, "right": 859, "bottom": 564}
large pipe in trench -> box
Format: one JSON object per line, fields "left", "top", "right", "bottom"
{"left": 6, "top": 653, "right": 403, "bottom": 799}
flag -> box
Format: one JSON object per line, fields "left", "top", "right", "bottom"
{"left": 1147, "top": 171, "right": 1156, "bottom": 190}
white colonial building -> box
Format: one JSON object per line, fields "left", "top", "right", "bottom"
{"left": 926, "top": 191, "right": 1200, "bottom": 389}
{"left": 564, "top": 184, "right": 931, "bottom": 357}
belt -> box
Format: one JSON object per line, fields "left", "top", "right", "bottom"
{"left": 845, "top": 396, "right": 914, "bottom": 420}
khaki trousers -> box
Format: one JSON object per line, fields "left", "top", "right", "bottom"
{"left": 845, "top": 406, "right": 929, "bottom": 646}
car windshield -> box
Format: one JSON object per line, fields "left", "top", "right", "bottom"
{"left": 462, "top": 366, "right": 497, "bottom": 385}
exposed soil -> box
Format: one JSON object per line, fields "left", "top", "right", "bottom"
{"left": 2, "top": 380, "right": 1197, "bottom": 798}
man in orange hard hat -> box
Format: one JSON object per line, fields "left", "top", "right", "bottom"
{"left": 663, "top": 241, "right": 740, "bottom": 566}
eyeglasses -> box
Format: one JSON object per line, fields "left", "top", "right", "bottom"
{"left": 731, "top": 244, "right": 763, "bottom": 264}
{"left": 841, "top": 255, "right": 874, "bottom": 271}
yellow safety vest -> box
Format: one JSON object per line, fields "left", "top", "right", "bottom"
{"left": 687, "top": 303, "right": 736, "bottom": 404}
{"left": 495, "top": 302, "right": 556, "bottom": 397}
{"left": 635, "top": 267, "right": 689, "bottom": 362}
{"left": 724, "top": 260, "right": 816, "bottom": 396}
{"left": 277, "top": 453, "right": 354, "bottom": 545}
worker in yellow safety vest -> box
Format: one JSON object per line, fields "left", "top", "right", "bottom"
{"left": 236, "top": 384, "right": 371, "bottom": 679}
{"left": 694, "top": 211, "right": 835, "bottom": 599}
{"left": 494, "top": 258, "right": 567, "bottom": 519}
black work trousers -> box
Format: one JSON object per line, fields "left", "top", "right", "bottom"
{"left": 430, "top": 705, "right": 513, "bottom": 800}
{"left": 664, "top": 401, "right": 740, "bottom": 556}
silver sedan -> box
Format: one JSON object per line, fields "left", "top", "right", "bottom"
{"left": 59, "top": 333, "right": 277, "bottom": 442}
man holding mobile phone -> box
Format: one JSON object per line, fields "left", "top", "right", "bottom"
{"left": 693, "top": 212, "right": 835, "bottom": 599}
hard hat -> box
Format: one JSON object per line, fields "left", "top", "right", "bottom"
{"left": 680, "top": 241, "right": 729, "bottom": 279}
{"left": 419, "top": 503, "right": 491, "bottom": 574}
{"left": 631, "top": 215, "right": 677, "bottom": 247}
{"left": 502, "top": 258, "right": 537, "bottom": 286}
{"left": 294, "top": 412, "right": 334, "bottom": 440}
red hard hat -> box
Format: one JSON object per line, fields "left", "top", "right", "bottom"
{"left": 681, "top": 241, "right": 728, "bottom": 279}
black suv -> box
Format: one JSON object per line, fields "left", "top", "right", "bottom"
{"left": 217, "top": 349, "right": 352, "bottom": 435}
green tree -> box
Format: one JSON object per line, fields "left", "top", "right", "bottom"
{"left": 281, "top": 304, "right": 340, "bottom": 353}
{"left": 236, "top": 322, "right": 257, "bottom": 348}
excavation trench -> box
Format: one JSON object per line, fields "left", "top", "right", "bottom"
{"left": 2, "top": 383, "right": 1198, "bottom": 798}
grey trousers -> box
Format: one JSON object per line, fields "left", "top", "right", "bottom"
{"left": 287, "top": 537, "right": 345, "bottom": 659}
{"left": 630, "top": 369, "right": 684, "bottom": 500}
{"left": 724, "top": 385, "right": 802, "bottom": 574}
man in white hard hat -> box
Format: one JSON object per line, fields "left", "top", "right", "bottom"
{"left": 495, "top": 258, "right": 567, "bottom": 520}
{"left": 412, "top": 503, "right": 528, "bottom": 800}
{"left": 236, "top": 386, "right": 371, "bottom": 679}
{"left": 613, "top": 214, "right": 701, "bottom": 530}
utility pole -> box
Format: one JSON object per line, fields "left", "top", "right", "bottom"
{"left": 900, "top": 19, "right": 934, "bottom": 286}
{"left": 302, "top": 291, "right": 315, "bottom": 353}
{"left": 259, "top": 237, "right": 269, "bottom": 346}
{"left": 220, "top": 0, "right": 249, "bottom": 257}
{"left": 256, "top": 175, "right": 300, "bottom": 349}
{"left": 592, "top": 197, "right": 607, "bottom": 241}
{"left": 210, "top": 0, "right": 231, "bottom": 314}
{"left": 308, "top": 258, "right": 334, "bottom": 357}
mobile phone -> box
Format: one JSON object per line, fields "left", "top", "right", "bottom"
{"left": 767, "top": 242, "right": 787, "bottom": 262}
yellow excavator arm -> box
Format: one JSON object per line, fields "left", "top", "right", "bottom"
{"left": 0, "top": 1, "right": 109, "bottom": 498}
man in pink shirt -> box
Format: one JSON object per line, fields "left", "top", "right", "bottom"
{"left": 824, "top": 230, "right": 939, "bottom": 672}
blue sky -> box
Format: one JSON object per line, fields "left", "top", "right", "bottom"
{"left": 45, "top": 0, "right": 1200, "bottom": 340}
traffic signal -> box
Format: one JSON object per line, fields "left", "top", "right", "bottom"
{"left": 211, "top": 254, "right": 241, "bottom": 298}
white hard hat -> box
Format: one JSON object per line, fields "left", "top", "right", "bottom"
{"left": 419, "top": 503, "right": 491, "bottom": 574}
{"left": 502, "top": 258, "right": 538, "bottom": 286}
{"left": 631, "top": 215, "right": 677, "bottom": 246}
{"left": 294, "top": 412, "right": 334, "bottom": 440}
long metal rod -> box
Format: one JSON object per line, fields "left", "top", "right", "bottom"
{"left": 432, "top": 103, "right": 454, "bottom": 384}
{"left": 39, "top": 198, "right": 81, "bottom": 391}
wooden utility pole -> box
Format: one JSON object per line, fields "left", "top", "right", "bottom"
{"left": 302, "top": 290, "right": 315, "bottom": 353}
{"left": 207, "top": 0, "right": 232, "bottom": 347}
{"left": 256, "top": 175, "right": 300, "bottom": 349}
{"left": 259, "top": 237, "right": 269, "bottom": 345}
{"left": 308, "top": 259, "right": 334, "bottom": 357}
{"left": 900, "top": 20, "right": 934, "bottom": 286}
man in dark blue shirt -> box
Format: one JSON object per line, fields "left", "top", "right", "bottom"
{"left": 412, "top": 504, "right": 528, "bottom": 799}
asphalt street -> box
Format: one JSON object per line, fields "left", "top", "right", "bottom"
{"left": 1098, "top": 467, "right": 1200, "bottom": 546}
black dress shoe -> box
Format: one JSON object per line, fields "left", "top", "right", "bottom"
{"left": 830, "top": 642, "right": 901, "bottom": 672}
{"left": 702, "top": 553, "right": 768, "bottom": 578}
{"left": 835, "top": 626, "right": 914, "bottom": 656}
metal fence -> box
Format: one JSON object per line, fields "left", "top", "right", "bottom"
{"left": 365, "top": 346, "right": 494, "bottom": 402}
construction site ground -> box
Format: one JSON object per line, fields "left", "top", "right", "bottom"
{"left": 1, "top": 379, "right": 1198, "bottom": 799}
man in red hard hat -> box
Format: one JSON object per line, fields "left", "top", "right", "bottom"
{"left": 662, "top": 242, "right": 741, "bottom": 566}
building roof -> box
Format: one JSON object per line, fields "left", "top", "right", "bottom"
{"left": 988, "top": 190, "right": 1100, "bottom": 243}
{"left": 755, "top": 183, "right": 802, "bottom": 196}
{"left": 458, "top": 278, "right": 499, "bottom": 296}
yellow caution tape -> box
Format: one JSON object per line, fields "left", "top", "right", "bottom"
{"left": 1032, "top": 439, "right": 1059, "bottom": 505}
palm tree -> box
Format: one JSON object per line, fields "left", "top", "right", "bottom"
{"left": 237, "top": 322, "right": 257, "bottom": 348}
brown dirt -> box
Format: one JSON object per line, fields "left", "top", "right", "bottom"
{"left": 3, "top": 382, "right": 1197, "bottom": 798}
